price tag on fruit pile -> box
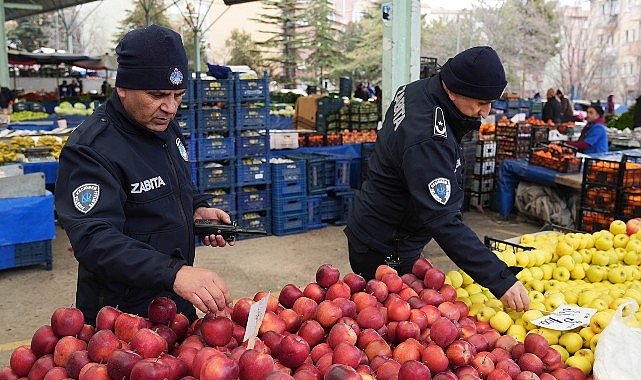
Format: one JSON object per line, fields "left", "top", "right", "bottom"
{"left": 532, "top": 305, "right": 597, "bottom": 330}
{"left": 243, "top": 292, "right": 270, "bottom": 348}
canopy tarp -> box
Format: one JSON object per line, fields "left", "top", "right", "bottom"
{"left": 7, "top": 50, "right": 116, "bottom": 70}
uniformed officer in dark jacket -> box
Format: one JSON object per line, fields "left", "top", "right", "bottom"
{"left": 55, "top": 25, "right": 233, "bottom": 324}
{"left": 345, "top": 46, "right": 529, "bottom": 312}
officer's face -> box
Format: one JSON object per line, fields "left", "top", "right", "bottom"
{"left": 117, "top": 88, "right": 186, "bottom": 132}
{"left": 446, "top": 90, "right": 493, "bottom": 120}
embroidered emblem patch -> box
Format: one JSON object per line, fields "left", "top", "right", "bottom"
{"left": 433, "top": 106, "right": 447, "bottom": 139}
{"left": 428, "top": 177, "right": 451, "bottom": 205}
{"left": 169, "top": 67, "right": 184, "bottom": 86}
{"left": 72, "top": 183, "right": 100, "bottom": 214}
{"left": 176, "top": 137, "right": 188, "bottom": 161}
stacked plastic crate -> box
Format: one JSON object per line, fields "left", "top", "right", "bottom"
{"left": 578, "top": 155, "right": 641, "bottom": 232}
{"left": 495, "top": 118, "right": 533, "bottom": 171}
{"left": 463, "top": 131, "right": 497, "bottom": 210}
{"left": 234, "top": 73, "right": 271, "bottom": 234}
{"left": 271, "top": 158, "right": 309, "bottom": 235}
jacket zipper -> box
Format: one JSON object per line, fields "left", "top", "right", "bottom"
{"left": 163, "top": 142, "right": 189, "bottom": 232}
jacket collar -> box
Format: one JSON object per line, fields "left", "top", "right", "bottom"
{"left": 428, "top": 75, "right": 482, "bottom": 142}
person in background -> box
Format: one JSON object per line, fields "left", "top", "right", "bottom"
{"left": 354, "top": 82, "right": 369, "bottom": 101}
{"left": 54, "top": 25, "right": 233, "bottom": 324}
{"left": 634, "top": 95, "right": 641, "bottom": 128}
{"left": 564, "top": 103, "right": 609, "bottom": 154}
{"left": 557, "top": 89, "right": 574, "bottom": 123}
{"left": 606, "top": 94, "right": 615, "bottom": 115}
{"left": 345, "top": 46, "right": 529, "bottom": 312}
{"left": 542, "top": 87, "right": 562, "bottom": 124}
{"left": 59, "top": 80, "right": 70, "bottom": 97}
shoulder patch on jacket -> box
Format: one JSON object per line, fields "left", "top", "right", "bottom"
{"left": 176, "top": 138, "right": 188, "bottom": 161}
{"left": 428, "top": 177, "right": 450, "bottom": 205}
{"left": 72, "top": 183, "right": 100, "bottom": 213}
{"left": 433, "top": 106, "right": 447, "bottom": 139}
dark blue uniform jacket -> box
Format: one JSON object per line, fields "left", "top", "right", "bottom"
{"left": 55, "top": 93, "right": 209, "bottom": 323}
{"left": 346, "top": 74, "right": 517, "bottom": 298}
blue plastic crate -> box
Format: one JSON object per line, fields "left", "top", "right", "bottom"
{"left": 197, "top": 160, "right": 234, "bottom": 191}
{"left": 195, "top": 136, "right": 235, "bottom": 161}
{"left": 271, "top": 160, "right": 306, "bottom": 183}
{"left": 175, "top": 108, "right": 196, "bottom": 134}
{"left": 285, "top": 153, "right": 327, "bottom": 195}
{"left": 492, "top": 99, "right": 508, "bottom": 111}
{"left": 235, "top": 72, "right": 269, "bottom": 102}
{"left": 268, "top": 115, "right": 294, "bottom": 130}
{"left": 237, "top": 184, "right": 271, "bottom": 213}
{"left": 272, "top": 178, "right": 306, "bottom": 199}
{"left": 0, "top": 240, "right": 52, "bottom": 271}
{"left": 237, "top": 210, "right": 271, "bottom": 237}
{"left": 320, "top": 191, "right": 354, "bottom": 225}
{"left": 181, "top": 79, "right": 196, "bottom": 105}
{"left": 203, "top": 189, "right": 235, "bottom": 214}
{"left": 236, "top": 105, "right": 270, "bottom": 130}
{"left": 316, "top": 153, "right": 352, "bottom": 191}
{"left": 198, "top": 105, "right": 234, "bottom": 134}
{"left": 196, "top": 78, "right": 234, "bottom": 103}
{"left": 307, "top": 194, "right": 327, "bottom": 229}
{"left": 237, "top": 131, "right": 269, "bottom": 157}
{"left": 236, "top": 160, "right": 270, "bottom": 185}
{"left": 272, "top": 196, "right": 307, "bottom": 217}
{"left": 272, "top": 213, "right": 307, "bottom": 236}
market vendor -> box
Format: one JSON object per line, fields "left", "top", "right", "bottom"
{"left": 54, "top": 25, "right": 233, "bottom": 324}
{"left": 564, "top": 103, "right": 609, "bottom": 154}
{"left": 345, "top": 46, "right": 529, "bottom": 312}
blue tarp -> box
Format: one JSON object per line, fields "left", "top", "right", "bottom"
{"left": 0, "top": 191, "right": 56, "bottom": 246}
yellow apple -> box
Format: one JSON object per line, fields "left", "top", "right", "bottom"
{"left": 520, "top": 233, "right": 536, "bottom": 245}
{"left": 446, "top": 270, "right": 464, "bottom": 288}
{"left": 469, "top": 292, "right": 488, "bottom": 305}
{"left": 624, "top": 288, "right": 641, "bottom": 304}
{"left": 556, "top": 239, "right": 575, "bottom": 257}
{"left": 489, "top": 310, "right": 513, "bottom": 333}
{"left": 586, "top": 265, "right": 606, "bottom": 283}
{"left": 468, "top": 302, "right": 485, "bottom": 317}
{"left": 590, "top": 251, "right": 610, "bottom": 266}
{"left": 557, "top": 255, "right": 576, "bottom": 271}
{"left": 506, "top": 324, "right": 526, "bottom": 342}
{"left": 544, "top": 292, "right": 566, "bottom": 311}
{"left": 551, "top": 344, "right": 570, "bottom": 362}
{"left": 565, "top": 354, "right": 592, "bottom": 376}
{"left": 517, "top": 268, "right": 533, "bottom": 282}
{"left": 608, "top": 296, "right": 634, "bottom": 312}
{"left": 526, "top": 279, "right": 545, "bottom": 293}
{"left": 460, "top": 270, "right": 474, "bottom": 286}
{"left": 515, "top": 250, "right": 530, "bottom": 267}
{"left": 590, "top": 310, "right": 614, "bottom": 333}
{"left": 578, "top": 327, "right": 595, "bottom": 347}
{"left": 475, "top": 306, "right": 497, "bottom": 323}
{"left": 565, "top": 233, "right": 583, "bottom": 250}
{"left": 564, "top": 289, "right": 579, "bottom": 304}
{"left": 521, "top": 309, "right": 544, "bottom": 330}
{"left": 589, "top": 333, "right": 600, "bottom": 351}
{"left": 485, "top": 298, "right": 504, "bottom": 311}
{"left": 575, "top": 348, "right": 595, "bottom": 364}
{"left": 595, "top": 235, "right": 614, "bottom": 251}
{"left": 581, "top": 234, "right": 595, "bottom": 249}
{"left": 558, "top": 331, "right": 583, "bottom": 354}
{"left": 465, "top": 283, "right": 483, "bottom": 295}
{"left": 570, "top": 264, "right": 586, "bottom": 280}
{"left": 552, "top": 266, "right": 571, "bottom": 282}
{"left": 579, "top": 248, "right": 593, "bottom": 264}
{"left": 501, "top": 250, "right": 517, "bottom": 267}
{"left": 577, "top": 289, "right": 600, "bottom": 307}
{"left": 610, "top": 219, "right": 628, "bottom": 236}
{"left": 456, "top": 288, "right": 470, "bottom": 299}
{"left": 607, "top": 266, "right": 627, "bottom": 283}
{"left": 613, "top": 233, "right": 630, "bottom": 249}
{"left": 529, "top": 327, "right": 561, "bottom": 345}
{"left": 587, "top": 298, "right": 609, "bottom": 311}
{"left": 530, "top": 301, "right": 546, "bottom": 311}
{"left": 540, "top": 263, "right": 554, "bottom": 280}
{"left": 626, "top": 238, "right": 641, "bottom": 253}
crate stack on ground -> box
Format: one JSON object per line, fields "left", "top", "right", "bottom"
{"left": 234, "top": 73, "right": 271, "bottom": 235}
{"left": 578, "top": 155, "right": 641, "bottom": 232}
{"left": 348, "top": 101, "right": 378, "bottom": 131}
{"left": 494, "top": 117, "right": 533, "bottom": 171}
{"left": 270, "top": 158, "right": 310, "bottom": 235}
{"left": 464, "top": 133, "right": 497, "bottom": 210}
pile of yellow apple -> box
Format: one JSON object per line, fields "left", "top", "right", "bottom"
{"left": 450, "top": 218, "right": 641, "bottom": 377}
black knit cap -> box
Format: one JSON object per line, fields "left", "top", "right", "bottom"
{"left": 115, "top": 24, "right": 189, "bottom": 90}
{"left": 440, "top": 46, "right": 507, "bottom": 101}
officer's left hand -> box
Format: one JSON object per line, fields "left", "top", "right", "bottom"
{"left": 194, "top": 207, "right": 234, "bottom": 247}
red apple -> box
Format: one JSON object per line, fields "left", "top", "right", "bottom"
{"left": 496, "top": 358, "right": 521, "bottom": 379}
{"left": 386, "top": 296, "right": 411, "bottom": 322}
{"left": 511, "top": 342, "right": 525, "bottom": 360}
{"left": 333, "top": 298, "right": 357, "bottom": 319}
{"left": 315, "top": 263, "right": 340, "bottom": 288}
{"left": 238, "top": 348, "right": 275, "bottom": 380}
{"left": 523, "top": 333, "right": 549, "bottom": 358}
{"left": 292, "top": 297, "right": 318, "bottom": 322}
{"left": 487, "top": 368, "right": 512, "bottom": 380}
{"left": 398, "top": 359, "right": 431, "bottom": 380}
{"left": 471, "top": 352, "right": 495, "bottom": 378}
{"left": 43, "top": 366, "right": 67, "bottom": 379}
{"left": 31, "top": 325, "right": 60, "bottom": 358}
{"left": 491, "top": 347, "right": 512, "bottom": 362}
{"left": 412, "top": 258, "right": 434, "bottom": 279}
{"left": 325, "top": 281, "right": 352, "bottom": 302}
{"left": 381, "top": 272, "right": 404, "bottom": 294}
{"left": 52, "top": 335, "right": 86, "bottom": 367}
{"left": 0, "top": 367, "right": 18, "bottom": 380}
{"left": 542, "top": 346, "right": 564, "bottom": 371}
{"left": 302, "top": 283, "right": 326, "bottom": 304}
{"left": 325, "top": 364, "right": 362, "bottom": 380}
{"left": 376, "top": 359, "right": 402, "bottom": 380}
{"left": 437, "top": 301, "right": 460, "bottom": 320}
{"left": 356, "top": 306, "right": 385, "bottom": 330}
{"left": 364, "top": 340, "right": 392, "bottom": 362}
{"left": 326, "top": 321, "right": 357, "bottom": 348}
{"left": 423, "top": 268, "right": 446, "bottom": 289}
{"left": 158, "top": 353, "right": 188, "bottom": 380}
{"left": 231, "top": 297, "right": 253, "bottom": 327}
{"left": 293, "top": 365, "right": 322, "bottom": 380}
{"left": 564, "top": 366, "right": 587, "bottom": 380}
{"left": 191, "top": 346, "right": 225, "bottom": 377}
{"left": 332, "top": 342, "right": 362, "bottom": 368}
{"left": 453, "top": 365, "right": 479, "bottom": 379}
{"left": 254, "top": 292, "right": 280, "bottom": 313}
{"left": 514, "top": 371, "right": 541, "bottom": 380}
{"left": 518, "top": 352, "right": 544, "bottom": 375}
{"left": 64, "top": 350, "right": 90, "bottom": 379}
{"left": 147, "top": 296, "right": 177, "bottom": 326}
{"left": 95, "top": 306, "right": 122, "bottom": 331}
{"left": 458, "top": 316, "right": 478, "bottom": 339}
{"left": 261, "top": 331, "right": 283, "bottom": 357}
{"left": 430, "top": 317, "right": 459, "bottom": 348}
{"left": 310, "top": 342, "right": 332, "bottom": 363}
{"left": 50, "top": 307, "right": 85, "bottom": 337}
{"left": 314, "top": 300, "right": 343, "bottom": 328}
{"left": 259, "top": 311, "right": 287, "bottom": 336}
{"left": 129, "top": 327, "right": 168, "bottom": 358}
{"left": 356, "top": 328, "right": 382, "bottom": 350}
{"left": 351, "top": 292, "right": 378, "bottom": 313}
{"left": 87, "top": 329, "right": 122, "bottom": 362}
{"left": 106, "top": 348, "right": 142, "bottom": 380}
{"left": 168, "top": 313, "right": 189, "bottom": 343}
{"left": 27, "top": 354, "right": 55, "bottom": 380}
{"left": 393, "top": 339, "right": 423, "bottom": 364}
{"left": 176, "top": 346, "right": 198, "bottom": 376}
{"left": 626, "top": 218, "right": 641, "bottom": 235}
{"left": 153, "top": 324, "right": 178, "bottom": 350}
{"left": 265, "top": 372, "right": 296, "bottom": 379}
{"left": 481, "top": 328, "right": 501, "bottom": 350}
{"left": 374, "top": 264, "right": 398, "bottom": 281}
{"left": 366, "top": 279, "right": 389, "bottom": 303}
{"left": 198, "top": 315, "right": 234, "bottom": 347}
{"left": 421, "top": 343, "right": 449, "bottom": 374}
{"left": 279, "top": 284, "right": 304, "bottom": 309}
{"left": 399, "top": 286, "right": 420, "bottom": 301}
{"left": 466, "top": 333, "right": 489, "bottom": 353}
{"left": 343, "top": 273, "right": 367, "bottom": 294}
{"left": 129, "top": 357, "right": 172, "bottom": 379}
{"left": 296, "top": 319, "right": 325, "bottom": 349}
{"left": 395, "top": 320, "right": 420, "bottom": 343}
{"left": 494, "top": 334, "right": 518, "bottom": 353}
{"left": 278, "top": 334, "right": 310, "bottom": 369}
{"left": 445, "top": 339, "right": 474, "bottom": 367}
{"left": 419, "top": 288, "right": 445, "bottom": 306}
{"left": 279, "top": 308, "right": 303, "bottom": 333}
{"left": 113, "top": 313, "right": 147, "bottom": 343}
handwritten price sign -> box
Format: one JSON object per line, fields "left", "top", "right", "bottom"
{"left": 532, "top": 305, "right": 597, "bottom": 331}
{"left": 243, "top": 292, "right": 270, "bottom": 348}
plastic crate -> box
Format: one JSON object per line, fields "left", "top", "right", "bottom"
{"left": 180, "top": 79, "right": 196, "bottom": 105}
{"left": 285, "top": 153, "right": 328, "bottom": 195}
{"left": 619, "top": 189, "right": 641, "bottom": 218}
{"left": 467, "top": 175, "right": 494, "bottom": 193}
{"left": 197, "top": 160, "right": 234, "bottom": 191}
{"left": 272, "top": 196, "right": 307, "bottom": 217}
{"left": 0, "top": 240, "right": 52, "bottom": 271}
{"left": 269, "top": 115, "right": 294, "bottom": 130}
{"left": 469, "top": 191, "right": 492, "bottom": 208}
{"left": 236, "top": 159, "right": 270, "bottom": 185}
{"left": 189, "top": 136, "right": 235, "bottom": 162}
{"left": 578, "top": 209, "right": 616, "bottom": 233}
{"left": 473, "top": 158, "right": 496, "bottom": 176}
{"left": 581, "top": 184, "right": 618, "bottom": 211}
{"left": 237, "top": 184, "right": 271, "bottom": 213}
{"left": 236, "top": 131, "right": 269, "bottom": 157}
{"left": 583, "top": 155, "right": 641, "bottom": 188}
{"left": 175, "top": 108, "right": 196, "bottom": 134}
{"left": 271, "top": 160, "right": 306, "bottom": 183}
{"left": 529, "top": 149, "right": 581, "bottom": 173}
{"left": 272, "top": 213, "right": 307, "bottom": 236}
{"left": 476, "top": 139, "right": 497, "bottom": 158}
{"left": 492, "top": 100, "right": 508, "bottom": 111}
{"left": 272, "top": 177, "right": 306, "bottom": 199}
{"left": 203, "top": 189, "right": 236, "bottom": 214}
{"left": 237, "top": 210, "right": 271, "bottom": 236}
{"left": 320, "top": 190, "right": 354, "bottom": 225}
{"left": 196, "top": 78, "right": 234, "bottom": 103}
{"left": 198, "top": 105, "right": 234, "bottom": 134}
{"left": 235, "top": 72, "right": 269, "bottom": 102}
{"left": 236, "top": 105, "right": 270, "bottom": 130}
{"left": 307, "top": 194, "right": 327, "bottom": 229}
{"left": 484, "top": 236, "right": 532, "bottom": 253}
{"left": 317, "top": 153, "right": 352, "bottom": 191}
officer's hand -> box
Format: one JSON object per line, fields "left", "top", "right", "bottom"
{"left": 174, "top": 266, "right": 232, "bottom": 313}
{"left": 194, "top": 207, "right": 234, "bottom": 247}
{"left": 500, "top": 281, "right": 530, "bottom": 312}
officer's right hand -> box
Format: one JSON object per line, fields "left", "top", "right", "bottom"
{"left": 173, "top": 266, "right": 232, "bottom": 313}
{"left": 500, "top": 281, "right": 530, "bottom": 312}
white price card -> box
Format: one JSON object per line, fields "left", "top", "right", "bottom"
{"left": 532, "top": 305, "right": 597, "bottom": 331}
{"left": 242, "top": 292, "right": 270, "bottom": 348}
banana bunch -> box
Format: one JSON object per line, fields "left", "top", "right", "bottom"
{"left": 10, "top": 136, "right": 35, "bottom": 149}
{"left": 0, "top": 141, "right": 18, "bottom": 164}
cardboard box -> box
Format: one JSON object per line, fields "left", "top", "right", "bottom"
{"left": 270, "top": 130, "right": 299, "bottom": 150}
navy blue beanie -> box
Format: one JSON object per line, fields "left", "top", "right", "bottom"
{"left": 440, "top": 46, "right": 507, "bottom": 101}
{"left": 115, "top": 25, "right": 189, "bottom": 90}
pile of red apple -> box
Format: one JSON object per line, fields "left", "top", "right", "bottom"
{"left": 1, "top": 260, "right": 588, "bottom": 380}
